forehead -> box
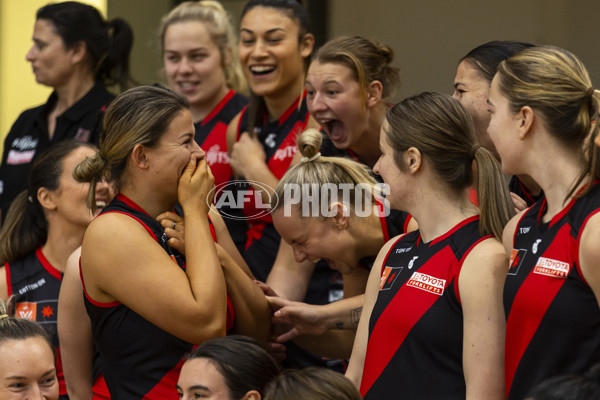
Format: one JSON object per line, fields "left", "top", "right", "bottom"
{"left": 241, "top": 6, "right": 299, "bottom": 34}
{"left": 159, "top": 109, "right": 193, "bottom": 141}
{"left": 179, "top": 357, "right": 227, "bottom": 388}
{"left": 164, "top": 21, "right": 216, "bottom": 49}
{"left": 455, "top": 60, "right": 488, "bottom": 85}
{"left": 33, "top": 18, "right": 60, "bottom": 39}
{"left": 0, "top": 337, "right": 54, "bottom": 371}
{"left": 307, "top": 62, "right": 355, "bottom": 84}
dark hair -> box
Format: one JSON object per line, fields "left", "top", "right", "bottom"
{"left": 0, "top": 298, "right": 54, "bottom": 357}
{"left": 74, "top": 85, "right": 189, "bottom": 212}
{"left": 495, "top": 45, "right": 600, "bottom": 200}
{"left": 0, "top": 141, "right": 95, "bottom": 264}
{"left": 527, "top": 364, "right": 600, "bottom": 400}
{"left": 186, "top": 335, "right": 280, "bottom": 399}
{"left": 240, "top": 0, "right": 312, "bottom": 136}
{"left": 385, "top": 92, "right": 514, "bottom": 239}
{"left": 36, "top": 1, "right": 134, "bottom": 91}
{"left": 460, "top": 40, "right": 535, "bottom": 83}
{"left": 263, "top": 367, "right": 362, "bottom": 400}
{"left": 313, "top": 35, "right": 400, "bottom": 102}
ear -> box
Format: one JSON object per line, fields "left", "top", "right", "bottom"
{"left": 405, "top": 147, "right": 422, "bottom": 174}
{"left": 517, "top": 106, "right": 535, "bottom": 141}
{"left": 37, "top": 187, "right": 57, "bottom": 211}
{"left": 299, "top": 33, "right": 315, "bottom": 59}
{"left": 69, "top": 40, "right": 87, "bottom": 65}
{"left": 241, "top": 390, "right": 261, "bottom": 400}
{"left": 131, "top": 144, "right": 150, "bottom": 170}
{"left": 366, "top": 80, "right": 383, "bottom": 108}
{"left": 329, "top": 201, "right": 349, "bottom": 230}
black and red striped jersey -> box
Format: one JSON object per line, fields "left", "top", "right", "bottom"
{"left": 361, "top": 216, "right": 489, "bottom": 399}
{"left": 83, "top": 194, "right": 233, "bottom": 399}
{"left": 504, "top": 184, "right": 600, "bottom": 400}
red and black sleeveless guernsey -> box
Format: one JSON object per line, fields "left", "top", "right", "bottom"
{"left": 504, "top": 184, "right": 600, "bottom": 400}
{"left": 83, "top": 194, "right": 234, "bottom": 399}
{"left": 194, "top": 90, "right": 247, "bottom": 188}
{"left": 5, "top": 248, "right": 69, "bottom": 398}
{"left": 361, "top": 216, "right": 490, "bottom": 399}
{"left": 236, "top": 93, "right": 310, "bottom": 281}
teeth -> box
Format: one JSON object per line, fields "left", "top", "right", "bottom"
{"left": 180, "top": 82, "right": 197, "bottom": 88}
{"left": 250, "top": 65, "right": 275, "bottom": 73}
{"left": 96, "top": 200, "right": 106, "bottom": 208}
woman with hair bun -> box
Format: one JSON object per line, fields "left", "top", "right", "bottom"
{"left": 75, "top": 85, "right": 268, "bottom": 399}
{"left": 490, "top": 46, "right": 600, "bottom": 400}
{"left": 306, "top": 35, "right": 400, "bottom": 167}
{"left": 0, "top": 140, "right": 112, "bottom": 399}
{"left": 347, "top": 92, "right": 513, "bottom": 399}
{"left": 0, "top": 299, "right": 59, "bottom": 400}
{"left": 0, "top": 1, "right": 134, "bottom": 219}
{"left": 268, "top": 128, "right": 414, "bottom": 359}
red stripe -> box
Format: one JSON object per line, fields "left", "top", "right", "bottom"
{"left": 5, "top": 261, "right": 12, "bottom": 296}
{"left": 403, "top": 214, "right": 412, "bottom": 234}
{"left": 201, "top": 90, "right": 234, "bottom": 127}
{"left": 376, "top": 198, "right": 390, "bottom": 242}
{"left": 80, "top": 259, "right": 120, "bottom": 308}
{"left": 92, "top": 374, "right": 111, "bottom": 399}
{"left": 278, "top": 92, "right": 305, "bottom": 125}
{"left": 36, "top": 248, "right": 62, "bottom": 281}
{"left": 226, "top": 294, "right": 235, "bottom": 332}
{"left": 430, "top": 215, "right": 479, "bottom": 246}
{"left": 142, "top": 357, "right": 185, "bottom": 399}
{"left": 505, "top": 223, "right": 572, "bottom": 393}
{"left": 361, "top": 245, "right": 458, "bottom": 395}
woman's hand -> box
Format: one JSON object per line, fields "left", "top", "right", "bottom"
{"left": 229, "top": 132, "right": 267, "bottom": 179}
{"left": 157, "top": 211, "right": 185, "bottom": 254}
{"left": 178, "top": 155, "right": 215, "bottom": 216}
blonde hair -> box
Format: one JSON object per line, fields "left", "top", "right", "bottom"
{"left": 159, "top": 1, "right": 246, "bottom": 93}
{"left": 496, "top": 45, "right": 600, "bottom": 199}
{"left": 385, "top": 92, "right": 514, "bottom": 239}
{"left": 273, "top": 128, "right": 380, "bottom": 215}
{"left": 74, "top": 86, "right": 189, "bottom": 213}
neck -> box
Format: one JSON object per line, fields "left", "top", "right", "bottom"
{"left": 53, "top": 72, "right": 96, "bottom": 115}
{"left": 405, "top": 180, "right": 477, "bottom": 243}
{"left": 263, "top": 75, "right": 304, "bottom": 122}
{"left": 349, "top": 206, "right": 388, "bottom": 259}
{"left": 350, "top": 104, "right": 387, "bottom": 168}
{"left": 119, "top": 183, "right": 175, "bottom": 219}
{"left": 190, "top": 86, "right": 230, "bottom": 123}
{"left": 41, "top": 219, "right": 87, "bottom": 273}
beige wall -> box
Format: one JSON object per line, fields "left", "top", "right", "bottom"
{"left": 329, "top": 0, "right": 600, "bottom": 101}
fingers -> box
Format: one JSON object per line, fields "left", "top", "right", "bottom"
{"left": 267, "top": 295, "right": 292, "bottom": 311}
{"left": 510, "top": 192, "right": 528, "bottom": 213}
{"left": 264, "top": 341, "right": 287, "bottom": 362}
{"left": 256, "top": 281, "right": 278, "bottom": 297}
{"left": 275, "top": 327, "right": 300, "bottom": 343}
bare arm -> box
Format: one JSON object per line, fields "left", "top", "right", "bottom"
{"left": 57, "top": 248, "right": 93, "bottom": 400}
{"left": 267, "top": 239, "right": 315, "bottom": 301}
{"left": 0, "top": 265, "right": 8, "bottom": 301}
{"left": 459, "top": 238, "right": 507, "bottom": 400}
{"left": 81, "top": 158, "right": 227, "bottom": 344}
{"left": 346, "top": 236, "right": 399, "bottom": 388}
{"left": 578, "top": 213, "right": 600, "bottom": 305}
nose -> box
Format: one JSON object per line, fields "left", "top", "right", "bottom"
{"left": 26, "top": 45, "right": 36, "bottom": 62}
{"left": 177, "top": 57, "right": 193, "bottom": 74}
{"left": 193, "top": 141, "right": 205, "bottom": 158}
{"left": 452, "top": 89, "right": 461, "bottom": 101}
{"left": 308, "top": 92, "right": 327, "bottom": 114}
{"left": 96, "top": 178, "right": 114, "bottom": 197}
{"left": 292, "top": 246, "right": 307, "bottom": 263}
{"left": 250, "top": 39, "right": 267, "bottom": 59}
{"left": 373, "top": 158, "right": 381, "bottom": 175}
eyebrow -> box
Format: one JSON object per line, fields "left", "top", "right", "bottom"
{"left": 240, "top": 28, "right": 285, "bottom": 35}
{"left": 7, "top": 368, "right": 55, "bottom": 380}
{"left": 165, "top": 48, "right": 207, "bottom": 54}
{"left": 453, "top": 82, "right": 464, "bottom": 89}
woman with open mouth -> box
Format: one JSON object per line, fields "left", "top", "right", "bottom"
{"left": 307, "top": 35, "right": 401, "bottom": 170}
{"left": 0, "top": 140, "right": 111, "bottom": 399}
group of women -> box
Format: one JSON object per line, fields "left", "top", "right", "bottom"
{"left": 0, "top": 0, "right": 599, "bottom": 399}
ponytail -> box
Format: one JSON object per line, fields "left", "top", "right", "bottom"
{"left": 99, "top": 18, "right": 135, "bottom": 92}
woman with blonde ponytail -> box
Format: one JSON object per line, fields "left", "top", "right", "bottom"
{"left": 347, "top": 92, "right": 512, "bottom": 399}
{"left": 0, "top": 299, "right": 59, "bottom": 400}
{"left": 490, "top": 46, "right": 600, "bottom": 400}
{"left": 268, "top": 128, "right": 414, "bottom": 359}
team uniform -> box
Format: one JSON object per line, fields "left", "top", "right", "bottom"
{"left": 82, "top": 194, "right": 234, "bottom": 399}
{"left": 195, "top": 90, "right": 248, "bottom": 254}
{"left": 0, "top": 83, "right": 113, "bottom": 218}
{"left": 5, "top": 248, "right": 70, "bottom": 398}
{"left": 236, "top": 93, "right": 310, "bottom": 281}
{"left": 361, "top": 216, "right": 490, "bottom": 399}
{"left": 509, "top": 175, "right": 544, "bottom": 208}
{"left": 504, "top": 184, "right": 600, "bottom": 400}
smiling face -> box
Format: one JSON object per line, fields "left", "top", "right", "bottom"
{"left": 238, "top": 6, "right": 312, "bottom": 99}
{"left": 0, "top": 337, "right": 58, "bottom": 400}
{"left": 272, "top": 206, "right": 358, "bottom": 275}
{"left": 177, "top": 358, "right": 231, "bottom": 400}
{"left": 453, "top": 60, "right": 496, "bottom": 156}
{"left": 163, "top": 21, "right": 229, "bottom": 119}
{"left": 373, "top": 120, "right": 409, "bottom": 210}
{"left": 306, "top": 62, "right": 369, "bottom": 150}
{"left": 145, "top": 109, "right": 203, "bottom": 202}
{"left": 26, "top": 19, "right": 78, "bottom": 88}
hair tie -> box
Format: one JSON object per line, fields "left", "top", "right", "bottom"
{"left": 472, "top": 145, "right": 482, "bottom": 159}
{"left": 28, "top": 195, "right": 34, "bottom": 204}
{"left": 301, "top": 152, "right": 321, "bottom": 163}
{"left": 0, "top": 314, "right": 9, "bottom": 320}
{"left": 587, "top": 87, "right": 596, "bottom": 99}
